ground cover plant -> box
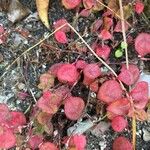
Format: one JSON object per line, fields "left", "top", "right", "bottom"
{"left": 0, "top": 0, "right": 150, "bottom": 149}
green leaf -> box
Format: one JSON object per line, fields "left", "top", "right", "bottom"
{"left": 115, "top": 49, "right": 124, "bottom": 58}
{"left": 121, "top": 42, "right": 128, "bottom": 49}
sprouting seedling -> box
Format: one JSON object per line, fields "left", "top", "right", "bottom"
{"left": 115, "top": 41, "right": 128, "bottom": 58}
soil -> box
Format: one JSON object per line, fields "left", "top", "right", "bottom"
{"left": 0, "top": 0, "right": 150, "bottom": 150}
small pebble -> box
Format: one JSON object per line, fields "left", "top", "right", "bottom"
{"left": 143, "top": 128, "right": 150, "bottom": 141}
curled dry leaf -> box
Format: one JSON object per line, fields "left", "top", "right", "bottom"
{"left": 7, "top": 0, "right": 30, "bottom": 23}
{"left": 36, "top": 0, "right": 50, "bottom": 28}
{"left": 83, "top": 0, "right": 104, "bottom": 12}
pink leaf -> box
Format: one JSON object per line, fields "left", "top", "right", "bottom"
{"left": 114, "top": 21, "right": 129, "bottom": 32}
{"left": 28, "top": 135, "right": 43, "bottom": 149}
{"left": 53, "top": 19, "right": 70, "bottom": 32}
{"left": 107, "top": 98, "right": 131, "bottom": 116}
{"left": 62, "top": 0, "right": 81, "bottom": 9}
{"left": 75, "top": 60, "right": 87, "bottom": 70}
{"left": 135, "top": 33, "right": 150, "bottom": 57}
{"left": 90, "top": 80, "right": 99, "bottom": 92}
{"left": 48, "top": 63, "right": 64, "bottom": 76}
{"left": 39, "top": 142, "right": 58, "bottom": 150}
{"left": 97, "top": 80, "right": 123, "bottom": 104}
{"left": 91, "top": 19, "right": 103, "bottom": 33}
{"left": 96, "top": 45, "right": 111, "bottom": 60}
{"left": 0, "top": 25, "right": 5, "bottom": 34}
{"left": 83, "top": 63, "right": 101, "bottom": 86}
{"left": 0, "top": 104, "right": 11, "bottom": 124}
{"left": 79, "top": 9, "right": 91, "bottom": 17}
{"left": 57, "top": 63, "right": 79, "bottom": 85}
{"left": 103, "top": 17, "right": 113, "bottom": 30}
{"left": 83, "top": 0, "right": 94, "bottom": 9}
{"left": 6, "top": 111, "right": 26, "bottom": 129}
{"left": 69, "top": 134, "right": 87, "bottom": 150}
{"left": 37, "top": 91, "right": 58, "bottom": 114}
{"left": 111, "top": 116, "right": 128, "bottom": 132}
{"left": 118, "top": 64, "right": 140, "bottom": 85}
{"left": 99, "top": 29, "right": 112, "bottom": 40}
{"left": 54, "top": 31, "right": 68, "bottom": 44}
{"left": 0, "top": 126, "right": 16, "bottom": 149}
{"left": 64, "top": 97, "right": 85, "bottom": 120}
{"left": 134, "top": 1, "right": 144, "bottom": 14}
{"left": 113, "top": 136, "right": 132, "bottom": 150}
{"left": 130, "top": 81, "right": 149, "bottom": 109}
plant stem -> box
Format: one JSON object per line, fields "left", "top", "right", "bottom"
{"left": 119, "top": 0, "right": 129, "bottom": 69}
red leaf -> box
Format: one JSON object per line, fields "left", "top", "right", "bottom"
{"left": 57, "top": 63, "right": 79, "bottom": 85}
{"left": 83, "top": 63, "right": 101, "bottom": 86}
{"left": 96, "top": 45, "right": 111, "bottom": 60}
{"left": 97, "top": 80, "right": 123, "bottom": 104}
{"left": 39, "top": 142, "right": 58, "bottom": 150}
{"left": 135, "top": 33, "right": 150, "bottom": 57}
{"left": 130, "top": 81, "right": 149, "bottom": 109}
{"left": 113, "top": 136, "right": 132, "bottom": 150}
{"left": 54, "top": 31, "right": 68, "bottom": 44}
{"left": 118, "top": 64, "right": 140, "bottom": 85}
{"left": 53, "top": 19, "right": 70, "bottom": 32}
{"left": 107, "top": 98, "right": 131, "bottom": 116}
{"left": 111, "top": 116, "right": 128, "bottom": 132}
{"left": 99, "top": 29, "right": 112, "bottom": 40}
{"left": 28, "top": 135, "right": 43, "bottom": 149}
{"left": 64, "top": 97, "right": 85, "bottom": 120}
{"left": 62, "top": 0, "right": 81, "bottom": 9}
{"left": 134, "top": 1, "right": 144, "bottom": 14}
{"left": 0, "top": 125, "right": 16, "bottom": 149}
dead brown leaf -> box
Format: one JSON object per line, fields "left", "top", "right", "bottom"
{"left": 36, "top": 0, "right": 50, "bottom": 28}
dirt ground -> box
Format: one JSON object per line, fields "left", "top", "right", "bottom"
{"left": 0, "top": 0, "right": 150, "bottom": 150}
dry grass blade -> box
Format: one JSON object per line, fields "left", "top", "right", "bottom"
{"left": 132, "top": 115, "right": 136, "bottom": 150}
